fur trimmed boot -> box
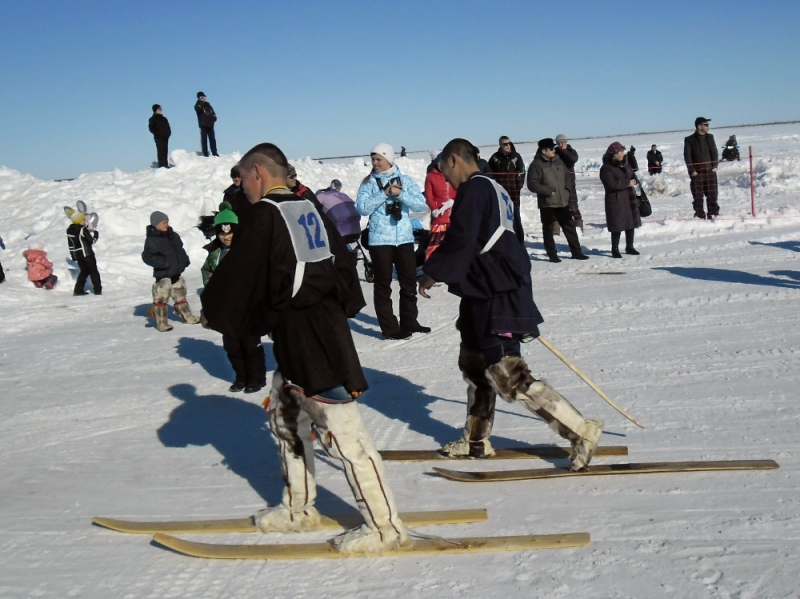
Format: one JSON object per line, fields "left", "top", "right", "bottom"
{"left": 486, "top": 355, "right": 604, "bottom": 470}
{"left": 174, "top": 300, "right": 200, "bottom": 324}
{"left": 255, "top": 505, "right": 321, "bottom": 532}
{"left": 151, "top": 303, "right": 173, "bottom": 332}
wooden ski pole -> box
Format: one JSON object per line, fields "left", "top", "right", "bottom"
{"left": 537, "top": 336, "right": 645, "bottom": 429}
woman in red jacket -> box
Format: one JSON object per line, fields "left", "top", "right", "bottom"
{"left": 424, "top": 151, "right": 457, "bottom": 260}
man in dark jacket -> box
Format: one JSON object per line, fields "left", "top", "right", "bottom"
{"left": 527, "top": 138, "right": 588, "bottom": 262}
{"left": 419, "top": 138, "right": 602, "bottom": 468}
{"left": 646, "top": 145, "right": 663, "bottom": 175}
{"left": 148, "top": 105, "right": 171, "bottom": 168}
{"left": 627, "top": 147, "right": 639, "bottom": 172}
{"left": 223, "top": 165, "right": 251, "bottom": 218}
{"left": 555, "top": 133, "right": 582, "bottom": 230}
{"left": 684, "top": 117, "right": 719, "bottom": 219}
{"left": 487, "top": 136, "right": 525, "bottom": 212}
{"left": 194, "top": 92, "right": 218, "bottom": 157}
{"left": 200, "top": 142, "right": 408, "bottom": 554}
{"left": 142, "top": 211, "right": 200, "bottom": 331}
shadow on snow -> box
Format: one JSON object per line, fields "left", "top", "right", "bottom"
{"left": 654, "top": 266, "right": 800, "bottom": 289}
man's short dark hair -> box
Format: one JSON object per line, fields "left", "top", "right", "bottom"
{"left": 440, "top": 138, "right": 479, "bottom": 166}
{"left": 239, "top": 143, "right": 289, "bottom": 177}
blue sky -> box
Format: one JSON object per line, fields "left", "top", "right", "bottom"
{"left": 1, "top": 0, "right": 798, "bottom": 180}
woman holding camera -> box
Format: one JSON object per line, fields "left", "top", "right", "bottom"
{"left": 356, "top": 143, "right": 429, "bottom": 340}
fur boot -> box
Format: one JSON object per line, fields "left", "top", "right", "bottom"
{"left": 440, "top": 344, "right": 496, "bottom": 458}
{"left": 151, "top": 303, "right": 172, "bottom": 332}
{"left": 486, "top": 355, "right": 603, "bottom": 470}
{"left": 170, "top": 277, "right": 200, "bottom": 324}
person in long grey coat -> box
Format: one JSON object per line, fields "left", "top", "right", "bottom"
{"left": 599, "top": 142, "right": 640, "bottom": 258}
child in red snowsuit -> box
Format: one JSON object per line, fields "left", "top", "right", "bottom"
{"left": 23, "top": 243, "right": 58, "bottom": 289}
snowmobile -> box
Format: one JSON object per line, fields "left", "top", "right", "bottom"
{"left": 721, "top": 135, "right": 740, "bottom": 161}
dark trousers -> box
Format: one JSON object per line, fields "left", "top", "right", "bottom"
{"left": 540, "top": 206, "right": 583, "bottom": 258}
{"left": 0, "top": 260, "right": 5, "bottom": 283}
{"left": 611, "top": 229, "right": 635, "bottom": 250}
{"left": 567, "top": 173, "right": 582, "bottom": 221}
{"left": 154, "top": 137, "right": 169, "bottom": 167}
{"left": 690, "top": 171, "right": 719, "bottom": 216}
{"left": 648, "top": 166, "right": 662, "bottom": 175}
{"left": 370, "top": 243, "right": 419, "bottom": 334}
{"left": 75, "top": 255, "right": 102, "bottom": 294}
{"left": 223, "top": 331, "right": 266, "bottom": 386}
{"left": 200, "top": 126, "right": 217, "bottom": 157}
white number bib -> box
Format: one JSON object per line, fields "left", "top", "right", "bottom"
{"left": 473, "top": 175, "right": 516, "bottom": 254}
{"left": 263, "top": 199, "right": 333, "bottom": 296}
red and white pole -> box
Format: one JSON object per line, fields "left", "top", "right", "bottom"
{"left": 749, "top": 146, "right": 756, "bottom": 217}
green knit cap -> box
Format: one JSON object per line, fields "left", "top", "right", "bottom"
{"left": 213, "top": 202, "right": 239, "bottom": 227}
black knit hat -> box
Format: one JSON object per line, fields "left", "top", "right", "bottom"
{"left": 152, "top": 104, "right": 161, "bottom": 112}
{"left": 538, "top": 138, "right": 556, "bottom": 151}
{"left": 197, "top": 91, "right": 206, "bottom": 99}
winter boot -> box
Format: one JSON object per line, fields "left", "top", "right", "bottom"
{"left": 228, "top": 378, "right": 246, "bottom": 393}
{"left": 486, "top": 356, "right": 603, "bottom": 470}
{"left": 152, "top": 303, "right": 173, "bottom": 332}
{"left": 611, "top": 248, "right": 622, "bottom": 259}
{"left": 170, "top": 277, "right": 200, "bottom": 324}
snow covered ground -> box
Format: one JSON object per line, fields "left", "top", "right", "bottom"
{"left": 1, "top": 123, "right": 799, "bottom": 598}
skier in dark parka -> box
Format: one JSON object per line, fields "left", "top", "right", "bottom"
{"left": 420, "top": 138, "right": 603, "bottom": 469}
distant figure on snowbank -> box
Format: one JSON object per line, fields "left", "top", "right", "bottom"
{"left": 646, "top": 144, "right": 663, "bottom": 175}
{"left": 142, "top": 211, "right": 200, "bottom": 332}
{"left": 0, "top": 234, "right": 5, "bottom": 283}
{"left": 683, "top": 117, "right": 719, "bottom": 219}
{"left": 23, "top": 242, "right": 57, "bottom": 289}
{"left": 194, "top": 92, "right": 218, "bottom": 157}
{"left": 400, "top": 146, "right": 407, "bottom": 158}
{"left": 148, "top": 105, "right": 171, "bottom": 168}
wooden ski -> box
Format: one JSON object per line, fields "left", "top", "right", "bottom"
{"left": 433, "top": 459, "right": 779, "bottom": 482}
{"left": 92, "top": 508, "right": 488, "bottom": 535}
{"left": 152, "top": 531, "right": 590, "bottom": 559}
{"left": 379, "top": 445, "right": 627, "bottom": 462}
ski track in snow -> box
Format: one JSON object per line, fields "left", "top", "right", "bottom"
{"left": 1, "top": 124, "right": 800, "bottom": 598}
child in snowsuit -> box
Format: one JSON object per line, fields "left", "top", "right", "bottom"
{"left": 66, "top": 209, "right": 102, "bottom": 296}
{"left": 201, "top": 203, "right": 267, "bottom": 393}
{"left": 23, "top": 243, "right": 58, "bottom": 289}
{"left": 142, "top": 211, "right": 200, "bottom": 332}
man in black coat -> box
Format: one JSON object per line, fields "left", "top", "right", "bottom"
{"left": 555, "top": 133, "right": 582, "bottom": 230}
{"left": 223, "top": 165, "right": 251, "bottom": 218}
{"left": 487, "top": 136, "right": 525, "bottom": 212}
{"left": 148, "top": 105, "right": 171, "bottom": 168}
{"left": 200, "top": 142, "right": 408, "bottom": 554}
{"left": 646, "top": 144, "right": 663, "bottom": 175}
{"left": 684, "top": 117, "right": 719, "bottom": 219}
{"left": 194, "top": 92, "right": 218, "bottom": 157}
{"left": 419, "top": 138, "right": 602, "bottom": 469}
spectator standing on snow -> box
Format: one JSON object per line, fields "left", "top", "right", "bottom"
{"left": 0, "top": 235, "right": 5, "bottom": 283}
{"left": 200, "top": 142, "right": 408, "bottom": 554}
{"left": 647, "top": 144, "right": 663, "bottom": 175}
{"left": 600, "top": 142, "right": 640, "bottom": 258}
{"left": 201, "top": 204, "right": 266, "bottom": 394}
{"left": 223, "top": 165, "right": 251, "bottom": 218}
{"left": 419, "top": 138, "right": 603, "bottom": 467}
{"left": 627, "top": 146, "right": 639, "bottom": 172}
{"left": 148, "top": 105, "right": 171, "bottom": 168}
{"left": 424, "top": 152, "right": 456, "bottom": 260}
{"left": 356, "top": 143, "right": 429, "bottom": 340}
{"left": 684, "top": 117, "right": 719, "bottom": 219}
{"left": 23, "top": 242, "right": 57, "bottom": 289}
{"left": 142, "top": 211, "right": 200, "bottom": 332}
{"left": 194, "top": 92, "right": 218, "bottom": 157}
{"left": 487, "top": 136, "right": 525, "bottom": 212}
{"left": 555, "top": 133, "right": 582, "bottom": 231}
{"left": 527, "top": 138, "right": 588, "bottom": 263}
{"left": 66, "top": 209, "right": 102, "bottom": 296}
{"left": 286, "top": 165, "right": 322, "bottom": 209}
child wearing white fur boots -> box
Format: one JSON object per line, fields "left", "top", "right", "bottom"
{"left": 142, "top": 211, "right": 200, "bottom": 331}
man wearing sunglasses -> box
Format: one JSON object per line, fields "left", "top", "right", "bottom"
{"left": 487, "top": 136, "right": 526, "bottom": 214}
{"left": 683, "top": 117, "right": 719, "bottom": 219}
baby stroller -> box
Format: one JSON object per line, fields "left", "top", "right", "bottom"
{"left": 318, "top": 189, "right": 374, "bottom": 282}
{"left": 721, "top": 135, "right": 740, "bottom": 161}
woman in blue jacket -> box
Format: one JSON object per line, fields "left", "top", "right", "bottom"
{"left": 356, "top": 143, "right": 429, "bottom": 339}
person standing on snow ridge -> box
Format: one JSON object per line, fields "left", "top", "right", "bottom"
{"left": 527, "top": 138, "right": 589, "bottom": 263}
{"left": 0, "top": 234, "right": 6, "bottom": 283}
{"left": 419, "top": 138, "right": 603, "bottom": 468}
{"left": 487, "top": 136, "right": 525, "bottom": 214}
{"left": 555, "top": 134, "right": 582, "bottom": 231}
{"left": 142, "top": 211, "right": 200, "bottom": 331}
{"left": 148, "top": 105, "right": 172, "bottom": 168}
{"left": 683, "top": 117, "right": 719, "bottom": 219}
{"left": 647, "top": 144, "right": 663, "bottom": 175}
{"left": 201, "top": 204, "right": 266, "bottom": 394}
{"left": 356, "top": 142, "right": 430, "bottom": 340}
{"left": 194, "top": 92, "right": 218, "bottom": 157}
{"left": 424, "top": 151, "right": 456, "bottom": 260}
{"left": 66, "top": 208, "right": 102, "bottom": 295}
{"left": 200, "top": 142, "right": 408, "bottom": 554}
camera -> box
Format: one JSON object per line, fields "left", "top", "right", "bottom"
{"left": 386, "top": 200, "right": 403, "bottom": 221}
